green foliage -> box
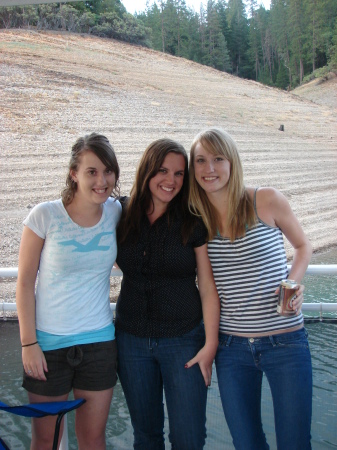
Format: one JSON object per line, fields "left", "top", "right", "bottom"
{"left": 329, "top": 17, "right": 337, "bottom": 68}
{"left": 275, "top": 60, "right": 289, "bottom": 89}
{"left": 302, "top": 64, "right": 336, "bottom": 83}
{"left": 0, "top": 0, "right": 336, "bottom": 88}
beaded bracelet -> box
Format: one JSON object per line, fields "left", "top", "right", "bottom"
{"left": 22, "top": 341, "right": 38, "bottom": 348}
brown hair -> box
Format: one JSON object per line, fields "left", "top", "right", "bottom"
{"left": 118, "top": 138, "right": 196, "bottom": 244}
{"left": 189, "top": 128, "right": 256, "bottom": 241}
{"left": 61, "top": 133, "right": 120, "bottom": 206}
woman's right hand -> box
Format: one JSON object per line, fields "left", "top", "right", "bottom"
{"left": 22, "top": 344, "right": 48, "bottom": 381}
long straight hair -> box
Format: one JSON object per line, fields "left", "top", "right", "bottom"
{"left": 189, "top": 128, "right": 256, "bottom": 241}
{"left": 118, "top": 138, "right": 196, "bottom": 245}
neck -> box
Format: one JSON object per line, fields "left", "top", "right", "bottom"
{"left": 66, "top": 197, "right": 103, "bottom": 227}
{"left": 206, "top": 190, "right": 229, "bottom": 215}
{"left": 147, "top": 203, "right": 168, "bottom": 225}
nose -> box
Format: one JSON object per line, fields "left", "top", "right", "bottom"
{"left": 97, "top": 171, "right": 107, "bottom": 185}
{"left": 166, "top": 172, "right": 175, "bottom": 184}
{"left": 206, "top": 161, "right": 215, "bottom": 172}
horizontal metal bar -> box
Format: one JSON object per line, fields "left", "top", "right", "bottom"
{"left": 301, "top": 303, "right": 337, "bottom": 312}
{"left": 287, "top": 264, "right": 337, "bottom": 275}
{"left": 1, "top": 265, "right": 336, "bottom": 279}
{"left": 1, "top": 302, "right": 336, "bottom": 314}
{"left": 0, "top": 266, "right": 123, "bottom": 278}
{"left": 1, "top": 265, "right": 336, "bottom": 314}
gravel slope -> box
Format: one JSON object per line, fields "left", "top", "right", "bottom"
{"left": 1, "top": 29, "right": 336, "bottom": 302}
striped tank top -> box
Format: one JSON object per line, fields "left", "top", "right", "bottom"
{"left": 208, "top": 196, "right": 304, "bottom": 336}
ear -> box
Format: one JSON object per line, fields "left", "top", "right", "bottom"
{"left": 70, "top": 169, "right": 77, "bottom": 182}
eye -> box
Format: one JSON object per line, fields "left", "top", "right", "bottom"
{"left": 195, "top": 158, "right": 205, "bottom": 163}
{"left": 175, "top": 171, "right": 184, "bottom": 177}
{"left": 88, "top": 169, "right": 96, "bottom": 175}
{"left": 158, "top": 168, "right": 167, "bottom": 174}
{"left": 214, "top": 157, "right": 224, "bottom": 162}
{"left": 105, "top": 169, "right": 113, "bottom": 174}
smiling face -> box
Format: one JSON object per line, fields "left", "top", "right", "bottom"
{"left": 71, "top": 150, "right": 116, "bottom": 206}
{"left": 193, "top": 142, "right": 231, "bottom": 197}
{"left": 148, "top": 152, "right": 185, "bottom": 213}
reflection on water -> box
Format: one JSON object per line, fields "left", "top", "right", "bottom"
{"left": 309, "top": 323, "right": 337, "bottom": 449}
{"left": 0, "top": 248, "right": 336, "bottom": 449}
{"left": 1, "top": 321, "right": 336, "bottom": 449}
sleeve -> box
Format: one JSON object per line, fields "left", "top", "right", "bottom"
{"left": 113, "top": 198, "right": 122, "bottom": 225}
{"left": 23, "top": 202, "right": 52, "bottom": 239}
{"left": 190, "top": 217, "right": 208, "bottom": 248}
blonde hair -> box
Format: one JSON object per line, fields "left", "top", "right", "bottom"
{"left": 189, "top": 128, "right": 256, "bottom": 241}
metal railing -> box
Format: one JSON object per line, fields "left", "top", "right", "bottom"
{"left": 1, "top": 265, "right": 337, "bottom": 315}
{"left": 0, "top": 264, "right": 336, "bottom": 449}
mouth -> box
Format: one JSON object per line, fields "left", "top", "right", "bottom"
{"left": 93, "top": 188, "right": 108, "bottom": 194}
{"left": 203, "top": 177, "right": 218, "bottom": 181}
{"left": 161, "top": 186, "right": 174, "bottom": 192}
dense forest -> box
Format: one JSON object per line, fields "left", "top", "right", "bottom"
{"left": 1, "top": 0, "right": 337, "bottom": 89}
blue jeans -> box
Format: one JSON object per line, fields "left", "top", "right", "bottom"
{"left": 215, "top": 328, "right": 312, "bottom": 450}
{"left": 116, "top": 323, "right": 207, "bottom": 450}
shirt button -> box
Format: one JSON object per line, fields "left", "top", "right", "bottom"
{"left": 249, "top": 338, "right": 255, "bottom": 343}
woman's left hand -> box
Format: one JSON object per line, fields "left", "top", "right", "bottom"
{"left": 184, "top": 343, "right": 217, "bottom": 387}
{"left": 275, "top": 284, "right": 305, "bottom": 315}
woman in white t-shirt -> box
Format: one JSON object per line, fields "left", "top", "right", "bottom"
{"left": 16, "top": 133, "right": 121, "bottom": 450}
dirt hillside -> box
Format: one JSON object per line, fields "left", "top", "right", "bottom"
{"left": 292, "top": 72, "right": 337, "bottom": 109}
{"left": 1, "top": 29, "right": 336, "bottom": 302}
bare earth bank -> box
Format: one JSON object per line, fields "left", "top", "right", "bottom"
{"left": 1, "top": 29, "right": 336, "bottom": 303}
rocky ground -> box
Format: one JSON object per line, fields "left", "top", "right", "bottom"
{"left": 1, "top": 29, "right": 336, "bottom": 306}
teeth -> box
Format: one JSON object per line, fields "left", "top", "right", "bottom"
{"left": 161, "top": 186, "right": 173, "bottom": 192}
{"left": 204, "top": 177, "right": 217, "bottom": 181}
{"left": 94, "top": 189, "right": 106, "bottom": 194}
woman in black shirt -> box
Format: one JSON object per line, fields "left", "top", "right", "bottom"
{"left": 116, "top": 138, "right": 219, "bottom": 450}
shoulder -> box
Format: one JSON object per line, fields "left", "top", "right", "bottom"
{"left": 252, "top": 187, "right": 291, "bottom": 227}
{"left": 247, "top": 186, "right": 282, "bottom": 205}
{"left": 104, "top": 197, "right": 122, "bottom": 222}
{"left": 23, "top": 199, "right": 61, "bottom": 238}
{"left": 105, "top": 196, "right": 122, "bottom": 211}
{"left": 188, "top": 215, "right": 208, "bottom": 246}
{"left": 25, "top": 199, "right": 61, "bottom": 220}
{"left": 256, "top": 187, "right": 290, "bottom": 211}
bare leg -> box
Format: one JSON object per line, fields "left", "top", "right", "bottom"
{"left": 73, "top": 387, "right": 113, "bottom": 450}
{"left": 28, "top": 392, "right": 69, "bottom": 450}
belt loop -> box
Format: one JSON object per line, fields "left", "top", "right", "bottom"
{"left": 269, "top": 335, "right": 276, "bottom": 347}
{"left": 226, "top": 335, "right": 233, "bottom": 347}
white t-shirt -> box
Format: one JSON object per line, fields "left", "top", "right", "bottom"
{"left": 23, "top": 198, "right": 121, "bottom": 336}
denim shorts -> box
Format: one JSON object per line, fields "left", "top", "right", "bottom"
{"left": 23, "top": 340, "right": 117, "bottom": 396}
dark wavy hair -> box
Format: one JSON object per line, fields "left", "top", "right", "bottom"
{"left": 118, "top": 138, "right": 195, "bottom": 245}
{"left": 61, "top": 133, "right": 120, "bottom": 206}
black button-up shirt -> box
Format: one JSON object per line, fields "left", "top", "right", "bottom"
{"left": 116, "top": 211, "right": 207, "bottom": 338}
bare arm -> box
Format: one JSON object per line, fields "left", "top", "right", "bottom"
{"left": 16, "top": 226, "right": 48, "bottom": 380}
{"left": 256, "top": 187, "right": 312, "bottom": 311}
{"left": 185, "top": 244, "right": 220, "bottom": 386}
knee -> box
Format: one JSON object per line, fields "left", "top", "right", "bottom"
{"left": 31, "top": 436, "right": 55, "bottom": 450}
{"left": 134, "top": 430, "right": 165, "bottom": 450}
{"left": 31, "top": 419, "right": 60, "bottom": 450}
{"left": 77, "top": 432, "right": 106, "bottom": 450}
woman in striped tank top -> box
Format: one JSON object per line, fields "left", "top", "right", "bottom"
{"left": 189, "top": 128, "right": 313, "bottom": 450}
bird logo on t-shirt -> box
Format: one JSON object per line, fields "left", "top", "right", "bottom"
{"left": 59, "top": 232, "right": 113, "bottom": 252}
